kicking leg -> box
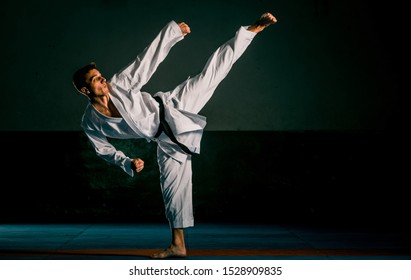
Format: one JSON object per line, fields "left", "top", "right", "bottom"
{"left": 248, "top": 12, "right": 277, "bottom": 33}
{"left": 168, "top": 12, "right": 277, "bottom": 114}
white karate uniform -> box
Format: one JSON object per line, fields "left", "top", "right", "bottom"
{"left": 81, "top": 20, "right": 256, "bottom": 228}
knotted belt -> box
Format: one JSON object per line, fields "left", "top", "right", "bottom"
{"left": 153, "top": 96, "right": 193, "bottom": 155}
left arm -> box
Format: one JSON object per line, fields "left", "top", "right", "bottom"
{"left": 110, "top": 21, "right": 189, "bottom": 92}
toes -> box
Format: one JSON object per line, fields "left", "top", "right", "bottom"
{"left": 151, "top": 248, "right": 187, "bottom": 259}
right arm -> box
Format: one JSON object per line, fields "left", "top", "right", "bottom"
{"left": 83, "top": 127, "right": 143, "bottom": 177}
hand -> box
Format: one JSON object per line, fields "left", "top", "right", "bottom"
{"left": 178, "top": 22, "right": 191, "bottom": 36}
{"left": 131, "top": 158, "right": 144, "bottom": 173}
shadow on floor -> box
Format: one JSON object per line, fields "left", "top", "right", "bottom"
{"left": 1, "top": 223, "right": 410, "bottom": 260}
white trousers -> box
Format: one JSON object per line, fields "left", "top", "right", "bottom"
{"left": 157, "top": 26, "right": 256, "bottom": 228}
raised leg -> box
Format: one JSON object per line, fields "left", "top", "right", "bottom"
{"left": 248, "top": 12, "right": 277, "bottom": 33}
{"left": 167, "top": 12, "right": 277, "bottom": 114}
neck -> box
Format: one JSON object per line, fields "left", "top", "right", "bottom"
{"left": 91, "top": 95, "right": 122, "bottom": 118}
{"left": 91, "top": 94, "right": 110, "bottom": 108}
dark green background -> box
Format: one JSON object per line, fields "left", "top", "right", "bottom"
{"left": 1, "top": 1, "right": 408, "bottom": 227}
{"left": 1, "top": 0, "right": 406, "bottom": 131}
{"left": 2, "top": 130, "right": 408, "bottom": 228}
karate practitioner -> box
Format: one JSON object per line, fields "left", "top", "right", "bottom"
{"left": 72, "top": 12, "right": 277, "bottom": 258}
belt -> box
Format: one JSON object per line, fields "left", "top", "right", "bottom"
{"left": 154, "top": 96, "right": 193, "bottom": 155}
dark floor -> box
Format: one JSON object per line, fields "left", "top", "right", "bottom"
{"left": 1, "top": 222, "right": 410, "bottom": 260}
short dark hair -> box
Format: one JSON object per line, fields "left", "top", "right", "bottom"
{"left": 72, "top": 62, "right": 97, "bottom": 92}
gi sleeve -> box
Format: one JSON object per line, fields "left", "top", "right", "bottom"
{"left": 82, "top": 127, "right": 135, "bottom": 177}
{"left": 110, "top": 20, "right": 184, "bottom": 92}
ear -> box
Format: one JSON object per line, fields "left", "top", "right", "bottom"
{"left": 80, "top": 87, "right": 90, "bottom": 94}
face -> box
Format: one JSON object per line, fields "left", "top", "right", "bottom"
{"left": 82, "top": 69, "right": 108, "bottom": 97}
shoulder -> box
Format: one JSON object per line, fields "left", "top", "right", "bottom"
{"left": 81, "top": 104, "right": 101, "bottom": 131}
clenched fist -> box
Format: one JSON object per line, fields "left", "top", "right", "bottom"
{"left": 178, "top": 22, "right": 191, "bottom": 36}
{"left": 131, "top": 158, "right": 144, "bottom": 173}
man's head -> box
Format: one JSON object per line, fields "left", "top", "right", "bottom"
{"left": 72, "top": 63, "right": 108, "bottom": 97}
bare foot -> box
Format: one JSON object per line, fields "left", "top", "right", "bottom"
{"left": 151, "top": 245, "right": 187, "bottom": 259}
{"left": 248, "top": 12, "right": 277, "bottom": 33}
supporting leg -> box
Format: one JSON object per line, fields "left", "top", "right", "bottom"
{"left": 152, "top": 147, "right": 192, "bottom": 258}
{"left": 151, "top": 228, "right": 187, "bottom": 258}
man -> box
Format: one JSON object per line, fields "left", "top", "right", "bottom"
{"left": 72, "top": 12, "right": 277, "bottom": 258}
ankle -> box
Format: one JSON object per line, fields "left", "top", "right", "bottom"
{"left": 171, "top": 242, "right": 186, "bottom": 250}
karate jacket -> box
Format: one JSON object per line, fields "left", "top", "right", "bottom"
{"left": 80, "top": 21, "right": 207, "bottom": 177}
